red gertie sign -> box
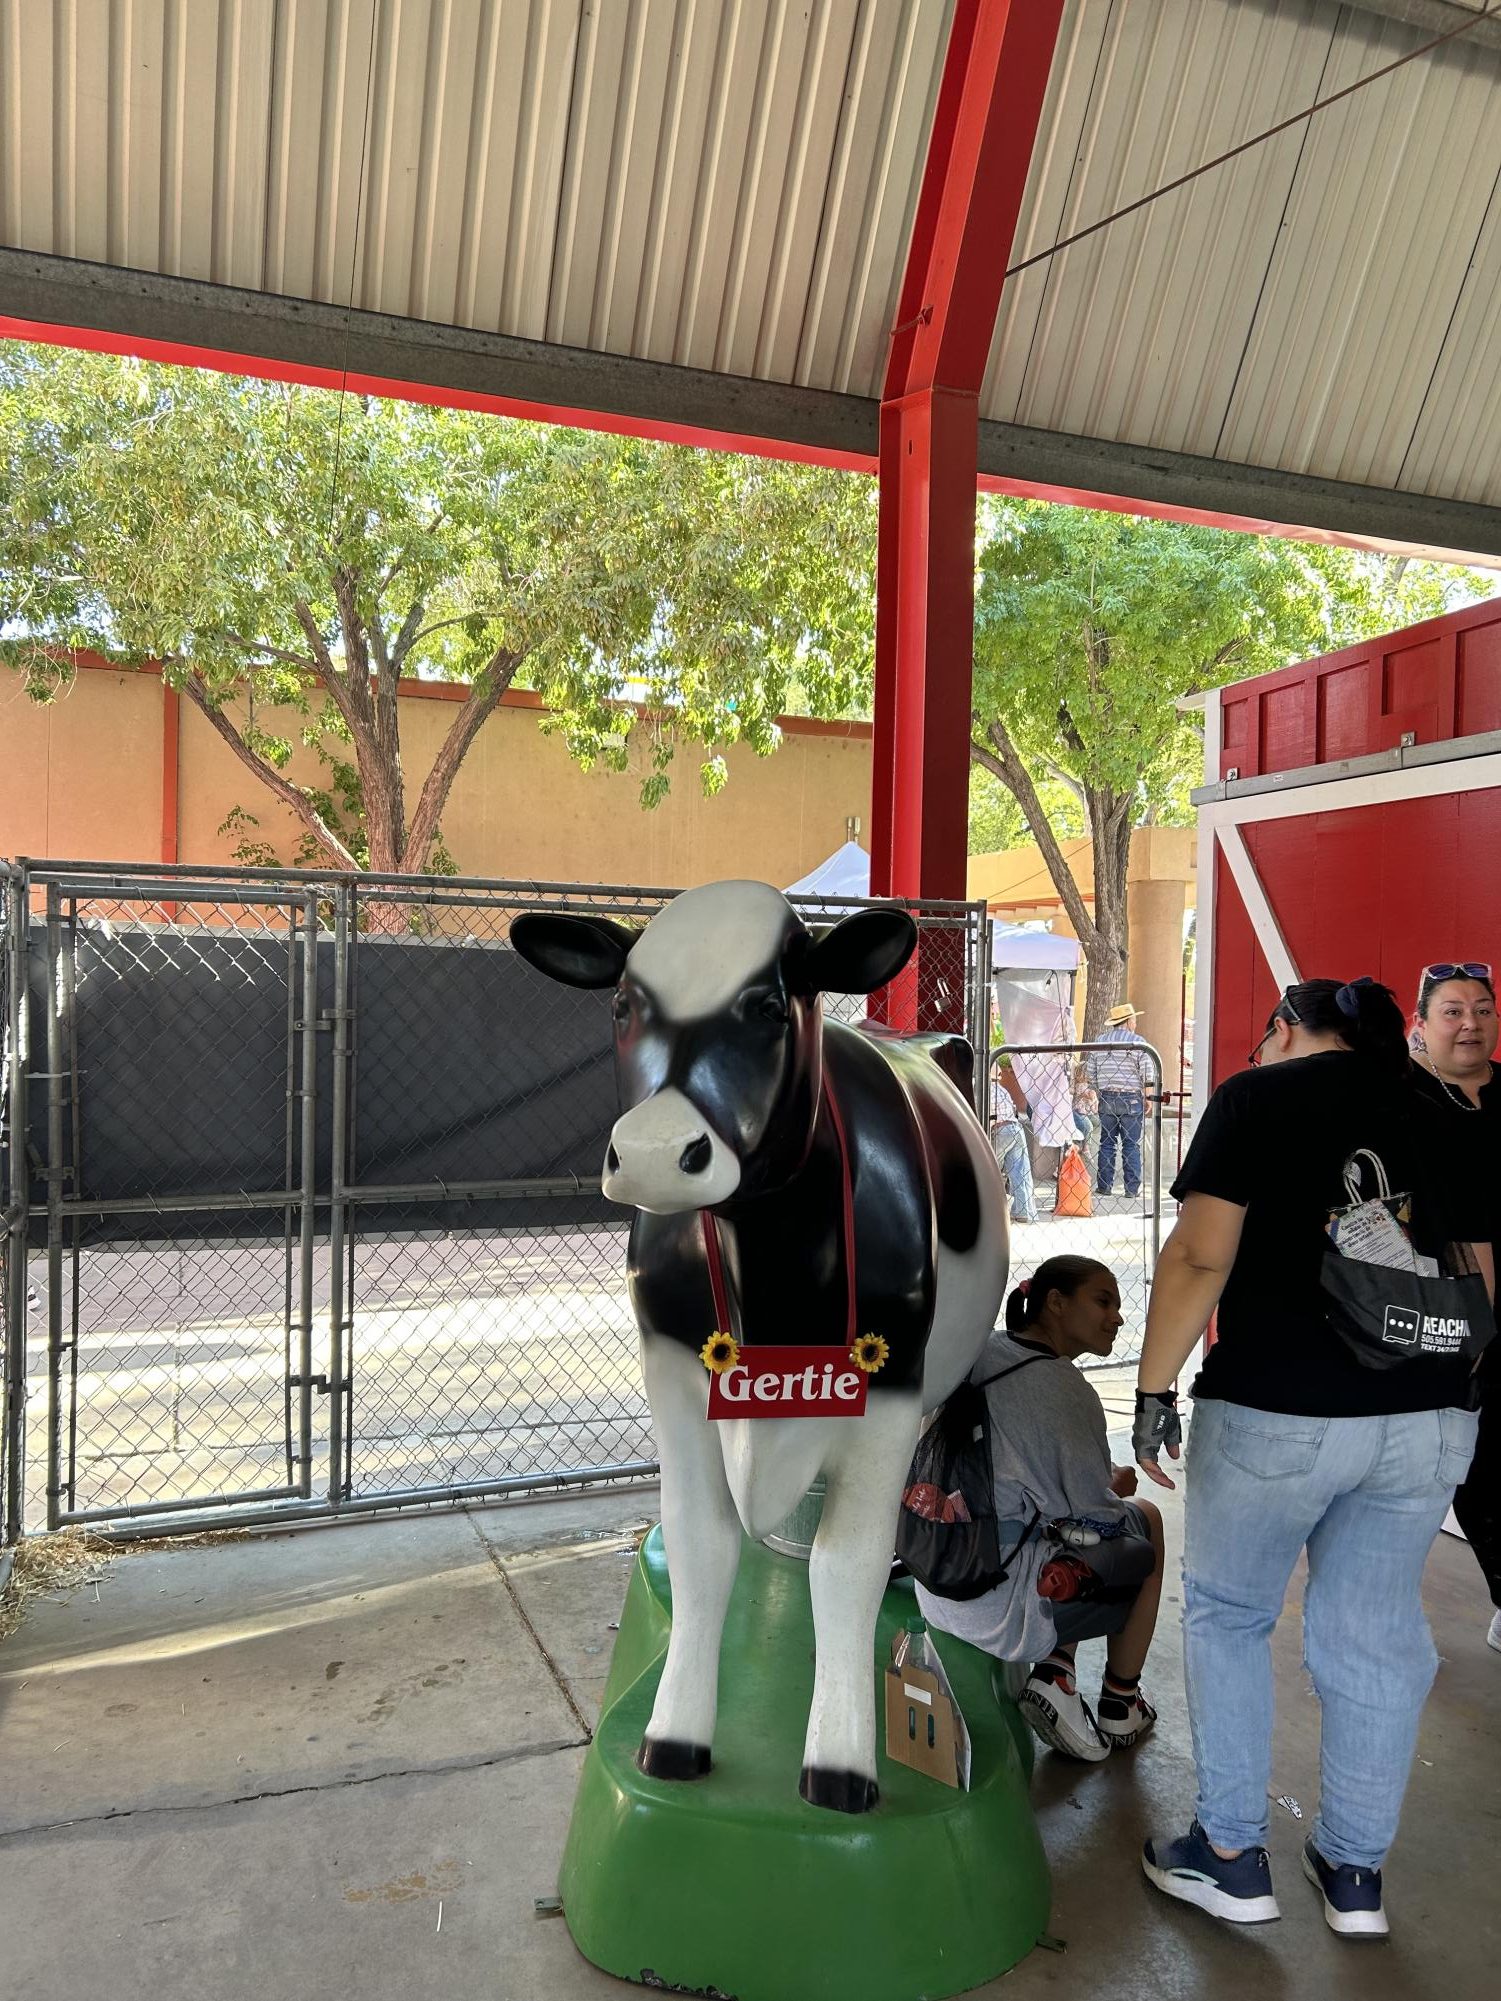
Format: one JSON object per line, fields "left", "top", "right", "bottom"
{"left": 707, "top": 1346, "right": 870, "bottom": 1420}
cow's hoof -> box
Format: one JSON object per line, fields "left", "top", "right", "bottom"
{"left": 799, "top": 1765, "right": 879, "bottom": 1814}
{"left": 637, "top": 1736, "right": 711, "bottom": 1780}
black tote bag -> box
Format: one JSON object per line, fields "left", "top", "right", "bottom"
{"left": 1321, "top": 1149, "right": 1495, "bottom": 1372}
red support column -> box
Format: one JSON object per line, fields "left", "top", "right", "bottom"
{"left": 871, "top": 0, "right": 1064, "bottom": 938}
{"left": 872, "top": 388, "right": 979, "bottom": 905}
{"left": 870, "top": 0, "right": 1063, "bottom": 1029}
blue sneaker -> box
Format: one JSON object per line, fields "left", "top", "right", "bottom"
{"left": 1302, "top": 1839, "right": 1388, "bottom": 1939}
{"left": 1142, "top": 1821, "right": 1281, "bottom": 1923}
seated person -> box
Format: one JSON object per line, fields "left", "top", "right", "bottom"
{"left": 916, "top": 1255, "right": 1164, "bottom": 1762}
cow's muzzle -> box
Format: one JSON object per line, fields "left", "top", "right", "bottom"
{"left": 602, "top": 1087, "right": 741, "bottom": 1213}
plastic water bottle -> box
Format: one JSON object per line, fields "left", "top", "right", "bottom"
{"left": 893, "top": 1613, "right": 941, "bottom": 1674}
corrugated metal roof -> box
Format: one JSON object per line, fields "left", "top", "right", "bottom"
{"left": 987, "top": 0, "right": 1501, "bottom": 506}
{"left": 0, "top": 0, "right": 952, "bottom": 392}
{"left": 2, "top": 0, "right": 1500, "bottom": 512}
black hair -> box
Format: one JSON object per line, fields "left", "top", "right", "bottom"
{"left": 1268, "top": 977, "right": 1408, "bottom": 1073}
{"left": 1004, "top": 1255, "right": 1113, "bottom": 1332}
{"left": 1417, "top": 969, "right": 1496, "bottom": 1019}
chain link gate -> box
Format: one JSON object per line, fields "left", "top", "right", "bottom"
{"left": 1, "top": 860, "right": 990, "bottom": 1539}
{"left": 987, "top": 1041, "right": 1167, "bottom": 1371}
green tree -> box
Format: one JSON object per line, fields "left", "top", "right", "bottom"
{"left": 972, "top": 499, "right": 1493, "bottom": 1035}
{"left": 1, "top": 345, "right": 877, "bottom": 893}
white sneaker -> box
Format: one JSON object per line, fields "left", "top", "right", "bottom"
{"left": 1018, "top": 1665, "right": 1110, "bottom": 1761}
{"left": 1487, "top": 1610, "right": 1501, "bottom": 1654}
{"left": 1096, "top": 1685, "right": 1157, "bottom": 1748}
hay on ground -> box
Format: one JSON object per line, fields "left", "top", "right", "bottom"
{"left": 0, "top": 1527, "right": 116, "bottom": 1645}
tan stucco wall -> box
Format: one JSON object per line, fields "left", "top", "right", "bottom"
{"left": 0, "top": 669, "right": 164, "bottom": 862}
{"left": 5, "top": 665, "right": 872, "bottom": 892}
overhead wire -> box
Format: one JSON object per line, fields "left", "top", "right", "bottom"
{"left": 325, "top": 0, "right": 382, "bottom": 547}
{"left": 1002, "top": 1, "right": 1500, "bottom": 283}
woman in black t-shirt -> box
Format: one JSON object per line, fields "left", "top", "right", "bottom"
{"left": 1409, "top": 963, "right": 1501, "bottom": 1654}
{"left": 1128, "top": 979, "right": 1487, "bottom": 1940}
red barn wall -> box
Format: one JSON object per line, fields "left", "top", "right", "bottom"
{"left": 1208, "top": 594, "right": 1501, "bottom": 1088}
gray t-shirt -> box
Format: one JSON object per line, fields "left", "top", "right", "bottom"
{"left": 914, "top": 1328, "right": 1128, "bottom": 1662}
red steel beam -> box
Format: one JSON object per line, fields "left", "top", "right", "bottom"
{"left": 871, "top": 0, "right": 1064, "bottom": 936}
{"left": 5, "top": 327, "right": 1486, "bottom": 559}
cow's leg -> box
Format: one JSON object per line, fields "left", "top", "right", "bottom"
{"left": 800, "top": 1387, "right": 923, "bottom": 1813}
{"left": 637, "top": 1332, "right": 742, "bottom": 1780}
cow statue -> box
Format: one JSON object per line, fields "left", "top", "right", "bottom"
{"left": 512, "top": 880, "right": 1008, "bottom": 1814}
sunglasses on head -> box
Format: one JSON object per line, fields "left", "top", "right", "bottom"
{"left": 1248, "top": 996, "right": 1302, "bottom": 1067}
{"left": 1421, "top": 962, "right": 1492, "bottom": 984}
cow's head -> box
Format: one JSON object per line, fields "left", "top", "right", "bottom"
{"left": 511, "top": 881, "right": 916, "bottom": 1213}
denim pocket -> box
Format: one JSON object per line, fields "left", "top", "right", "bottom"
{"left": 1437, "top": 1406, "right": 1480, "bottom": 1487}
{"left": 1218, "top": 1411, "right": 1328, "bottom": 1479}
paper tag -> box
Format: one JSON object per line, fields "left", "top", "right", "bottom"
{"left": 1330, "top": 1197, "right": 1419, "bottom": 1272}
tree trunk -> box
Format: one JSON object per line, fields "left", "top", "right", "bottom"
{"left": 970, "top": 717, "right": 1127, "bottom": 1039}
{"left": 1081, "top": 789, "right": 1133, "bottom": 1040}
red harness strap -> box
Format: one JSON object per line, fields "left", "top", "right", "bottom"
{"left": 700, "top": 1078, "right": 858, "bottom": 1345}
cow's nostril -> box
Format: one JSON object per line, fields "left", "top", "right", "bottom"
{"left": 606, "top": 1143, "right": 621, "bottom": 1175}
{"left": 680, "top": 1134, "right": 713, "bottom": 1175}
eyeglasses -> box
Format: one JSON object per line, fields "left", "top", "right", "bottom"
{"left": 1422, "top": 961, "right": 1492, "bottom": 984}
{"left": 1248, "top": 1028, "right": 1274, "bottom": 1068}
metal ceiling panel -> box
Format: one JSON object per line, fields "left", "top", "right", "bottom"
{"left": 0, "top": 0, "right": 949, "bottom": 390}
{"left": 1215, "top": 8, "right": 1501, "bottom": 495}
{"left": 986, "top": 0, "right": 1336, "bottom": 455}
{"left": 984, "top": 0, "right": 1501, "bottom": 507}
{"left": 3, "top": 0, "right": 1500, "bottom": 521}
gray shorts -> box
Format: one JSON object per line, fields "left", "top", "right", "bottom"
{"left": 1048, "top": 1502, "right": 1154, "bottom": 1647}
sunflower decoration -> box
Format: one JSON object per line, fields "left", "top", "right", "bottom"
{"left": 851, "top": 1333, "right": 890, "bottom": 1375}
{"left": 700, "top": 1331, "right": 740, "bottom": 1375}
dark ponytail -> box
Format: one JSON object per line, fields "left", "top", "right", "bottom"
{"left": 1004, "top": 1255, "right": 1112, "bottom": 1332}
{"left": 1272, "top": 977, "right": 1408, "bottom": 1074}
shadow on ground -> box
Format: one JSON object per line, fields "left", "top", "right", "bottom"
{"left": 0, "top": 1481, "right": 1495, "bottom": 2001}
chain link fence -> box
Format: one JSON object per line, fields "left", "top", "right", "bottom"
{"left": 1, "top": 859, "right": 990, "bottom": 1539}
{"left": 987, "top": 1041, "right": 1168, "bottom": 1372}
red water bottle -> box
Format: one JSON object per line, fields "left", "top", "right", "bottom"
{"left": 1037, "top": 1553, "right": 1096, "bottom": 1603}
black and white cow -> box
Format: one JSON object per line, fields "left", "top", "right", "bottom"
{"left": 512, "top": 880, "right": 1008, "bottom": 1813}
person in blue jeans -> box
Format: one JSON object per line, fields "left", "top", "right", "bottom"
{"left": 1086, "top": 1004, "right": 1152, "bottom": 1197}
{"left": 1130, "top": 977, "right": 1489, "bottom": 1940}
{"left": 991, "top": 1061, "right": 1037, "bottom": 1225}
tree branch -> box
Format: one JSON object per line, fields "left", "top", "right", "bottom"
{"left": 388, "top": 597, "right": 428, "bottom": 674}
{"left": 400, "top": 647, "right": 521, "bottom": 871}
{"left": 1036, "top": 748, "right": 1087, "bottom": 810}
{"left": 331, "top": 568, "right": 375, "bottom": 738}
{"left": 219, "top": 634, "right": 320, "bottom": 673}
{"left": 180, "top": 672, "right": 359, "bottom": 870}
{"left": 970, "top": 716, "right": 1108, "bottom": 959}
{"left": 292, "top": 600, "right": 357, "bottom": 736}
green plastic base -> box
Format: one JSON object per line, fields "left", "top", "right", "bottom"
{"left": 558, "top": 1527, "right": 1050, "bottom": 2001}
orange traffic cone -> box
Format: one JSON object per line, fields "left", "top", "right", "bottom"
{"left": 1055, "top": 1143, "right": 1093, "bottom": 1218}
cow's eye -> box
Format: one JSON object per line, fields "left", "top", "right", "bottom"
{"left": 757, "top": 993, "right": 789, "bottom": 1024}
{"left": 611, "top": 991, "right": 631, "bottom": 1023}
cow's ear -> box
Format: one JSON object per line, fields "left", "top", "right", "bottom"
{"left": 510, "top": 913, "right": 639, "bottom": 989}
{"left": 798, "top": 907, "right": 917, "bottom": 995}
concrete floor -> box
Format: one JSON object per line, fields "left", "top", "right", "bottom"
{"left": 1, "top": 1481, "right": 1496, "bottom": 2001}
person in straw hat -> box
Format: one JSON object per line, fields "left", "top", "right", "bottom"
{"left": 1085, "top": 1003, "right": 1152, "bottom": 1199}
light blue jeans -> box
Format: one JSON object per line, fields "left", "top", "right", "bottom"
{"left": 993, "top": 1121, "right": 1037, "bottom": 1224}
{"left": 1183, "top": 1397, "right": 1479, "bottom": 1870}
